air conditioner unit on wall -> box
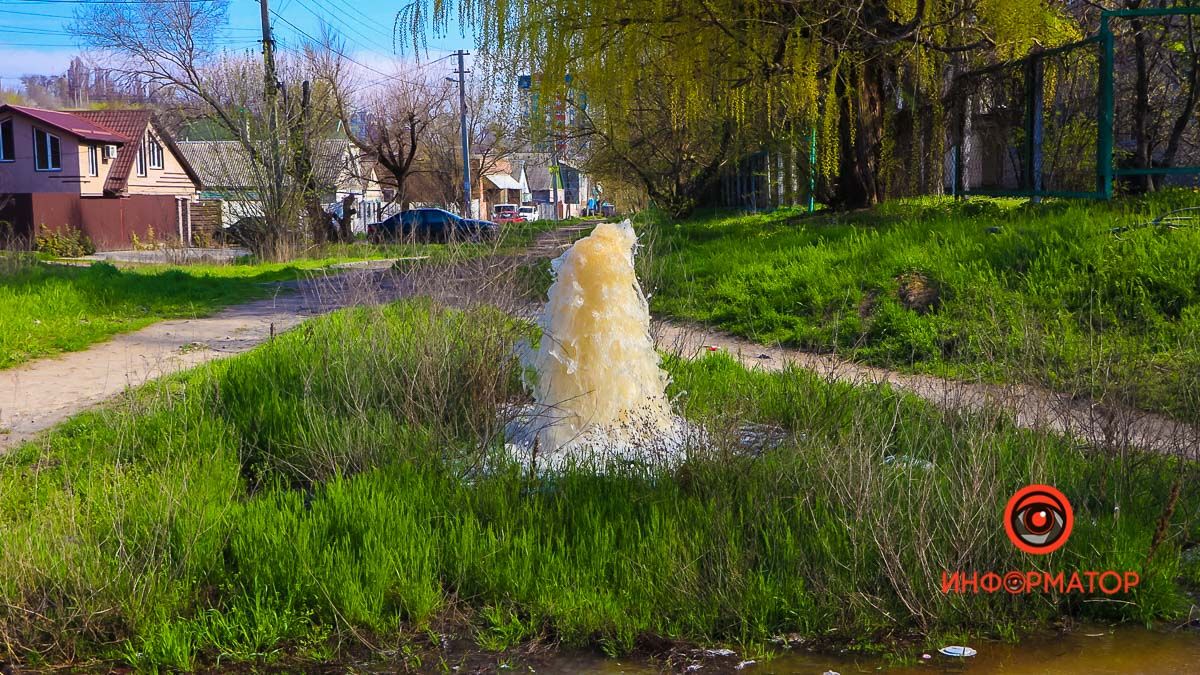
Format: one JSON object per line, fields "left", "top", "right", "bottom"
{"left": 104, "top": 145, "right": 118, "bottom": 160}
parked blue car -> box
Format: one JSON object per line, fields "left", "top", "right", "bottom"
{"left": 367, "top": 208, "right": 497, "bottom": 243}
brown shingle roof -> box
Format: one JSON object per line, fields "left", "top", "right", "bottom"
{"left": 178, "top": 139, "right": 357, "bottom": 192}
{"left": 69, "top": 110, "right": 201, "bottom": 195}
{"left": 70, "top": 110, "right": 150, "bottom": 194}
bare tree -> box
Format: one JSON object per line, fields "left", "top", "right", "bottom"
{"left": 315, "top": 48, "right": 452, "bottom": 213}
{"left": 71, "top": 1, "right": 246, "bottom": 149}
{"left": 423, "top": 78, "right": 522, "bottom": 215}
{"left": 70, "top": 0, "right": 345, "bottom": 258}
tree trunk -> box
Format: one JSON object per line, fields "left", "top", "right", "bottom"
{"left": 337, "top": 194, "right": 357, "bottom": 242}
{"left": 1131, "top": 15, "right": 1156, "bottom": 192}
{"left": 1164, "top": 19, "right": 1200, "bottom": 168}
{"left": 835, "top": 63, "right": 886, "bottom": 208}
{"left": 307, "top": 199, "right": 330, "bottom": 245}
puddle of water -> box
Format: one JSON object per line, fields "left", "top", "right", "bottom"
{"left": 531, "top": 626, "right": 1200, "bottom": 674}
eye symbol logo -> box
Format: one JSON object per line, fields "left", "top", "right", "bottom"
{"left": 1004, "top": 484, "right": 1073, "bottom": 555}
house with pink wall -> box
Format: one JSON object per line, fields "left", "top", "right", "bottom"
{"left": 0, "top": 104, "right": 201, "bottom": 250}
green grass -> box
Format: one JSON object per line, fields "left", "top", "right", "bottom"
{"left": 643, "top": 192, "right": 1200, "bottom": 421}
{"left": 0, "top": 257, "right": 315, "bottom": 369}
{"left": 0, "top": 300, "right": 1194, "bottom": 669}
{"left": 0, "top": 221, "right": 564, "bottom": 370}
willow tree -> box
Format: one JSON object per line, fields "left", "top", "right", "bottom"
{"left": 399, "top": 0, "right": 1078, "bottom": 211}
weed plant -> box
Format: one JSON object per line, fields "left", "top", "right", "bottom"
{"left": 0, "top": 300, "right": 1194, "bottom": 669}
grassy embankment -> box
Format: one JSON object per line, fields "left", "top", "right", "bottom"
{"left": 0, "top": 221, "right": 558, "bottom": 369}
{"left": 0, "top": 300, "right": 1195, "bottom": 670}
{"left": 0, "top": 256, "right": 306, "bottom": 369}
{"left": 643, "top": 192, "right": 1200, "bottom": 421}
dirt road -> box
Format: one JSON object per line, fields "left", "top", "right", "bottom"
{"left": 0, "top": 229, "right": 589, "bottom": 451}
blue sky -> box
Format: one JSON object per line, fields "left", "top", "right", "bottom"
{"left": 0, "top": 0, "right": 468, "bottom": 85}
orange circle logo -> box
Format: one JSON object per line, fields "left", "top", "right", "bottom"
{"left": 1004, "top": 484, "right": 1073, "bottom": 555}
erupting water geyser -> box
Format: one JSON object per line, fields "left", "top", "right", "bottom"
{"left": 507, "top": 220, "right": 699, "bottom": 472}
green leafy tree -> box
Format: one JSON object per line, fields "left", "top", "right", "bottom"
{"left": 399, "top": 0, "right": 1079, "bottom": 210}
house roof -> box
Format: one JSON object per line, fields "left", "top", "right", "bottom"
{"left": 70, "top": 109, "right": 201, "bottom": 195}
{"left": 484, "top": 172, "right": 522, "bottom": 190}
{"left": 178, "top": 139, "right": 357, "bottom": 192}
{"left": 0, "top": 104, "right": 127, "bottom": 144}
{"left": 523, "top": 165, "right": 554, "bottom": 191}
{"left": 519, "top": 156, "right": 579, "bottom": 192}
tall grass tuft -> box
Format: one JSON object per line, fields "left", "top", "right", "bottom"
{"left": 0, "top": 299, "right": 1194, "bottom": 669}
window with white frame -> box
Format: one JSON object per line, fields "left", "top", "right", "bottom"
{"left": 88, "top": 144, "right": 99, "bottom": 176}
{"left": 136, "top": 140, "right": 147, "bottom": 176}
{"left": 148, "top": 136, "right": 163, "bottom": 169}
{"left": 0, "top": 119, "right": 13, "bottom": 161}
{"left": 33, "top": 128, "right": 61, "bottom": 171}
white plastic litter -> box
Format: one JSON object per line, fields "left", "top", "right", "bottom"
{"left": 884, "top": 454, "right": 934, "bottom": 470}
{"left": 938, "top": 645, "right": 977, "bottom": 657}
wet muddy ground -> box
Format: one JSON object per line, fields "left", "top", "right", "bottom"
{"left": 498, "top": 624, "right": 1200, "bottom": 674}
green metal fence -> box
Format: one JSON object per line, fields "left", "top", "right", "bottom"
{"left": 953, "top": 7, "right": 1200, "bottom": 200}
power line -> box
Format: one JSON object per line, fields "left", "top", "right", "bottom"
{"left": 267, "top": 5, "right": 433, "bottom": 89}
{"left": 290, "top": 0, "right": 394, "bottom": 56}
{"left": 0, "top": 40, "right": 81, "bottom": 47}
{"left": 0, "top": 26, "right": 71, "bottom": 34}
{"left": 0, "top": 1, "right": 224, "bottom": 4}
{"left": 263, "top": 0, "right": 459, "bottom": 91}
{"left": 2, "top": 5, "right": 258, "bottom": 32}
{"left": 3, "top": 7, "right": 74, "bottom": 19}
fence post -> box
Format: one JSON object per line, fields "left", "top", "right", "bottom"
{"left": 1097, "top": 15, "right": 1115, "bottom": 199}
{"left": 808, "top": 126, "right": 817, "bottom": 213}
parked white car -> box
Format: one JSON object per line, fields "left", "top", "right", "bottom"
{"left": 518, "top": 205, "right": 539, "bottom": 221}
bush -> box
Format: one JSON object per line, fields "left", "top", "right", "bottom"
{"left": 34, "top": 225, "right": 95, "bottom": 258}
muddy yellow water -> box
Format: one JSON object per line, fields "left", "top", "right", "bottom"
{"left": 525, "top": 220, "right": 679, "bottom": 453}
{"left": 535, "top": 625, "right": 1199, "bottom": 674}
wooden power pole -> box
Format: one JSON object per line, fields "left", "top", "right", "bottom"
{"left": 259, "top": 0, "right": 284, "bottom": 200}
{"left": 453, "top": 50, "right": 472, "bottom": 218}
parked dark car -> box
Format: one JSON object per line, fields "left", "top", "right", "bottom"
{"left": 213, "top": 216, "right": 268, "bottom": 247}
{"left": 367, "top": 208, "right": 497, "bottom": 243}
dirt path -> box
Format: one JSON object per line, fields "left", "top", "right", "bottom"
{"left": 652, "top": 320, "right": 1200, "bottom": 458}
{"left": 4, "top": 224, "right": 1195, "bottom": 459}
{"left": 0, "top": 267, "right": 406, "bottom": 449}
{"left": 0, "top": 228, "right": 589, "bottom": 451}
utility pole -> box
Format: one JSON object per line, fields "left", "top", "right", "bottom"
{"left": 258, "top": 0, "right": 284, "bottom": 202}
{"left": 453, "top": 50, "right": 472, "bottom": 218}
{"left": 549, "top": 155, "right": 560, "bottom": 221}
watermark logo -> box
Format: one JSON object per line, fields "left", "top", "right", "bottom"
{"left": 1003, "top": 484, "right": 1073, "bottom": 555}
{"left": 940, "top": 483, "right": 1139, "bottom": 596}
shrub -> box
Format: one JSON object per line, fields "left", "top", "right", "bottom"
{"left": 34, "top": 225, "right": 96, "bottom": 258}
{"left": 130, "top": 226, "right": 159, "bottom": 251}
